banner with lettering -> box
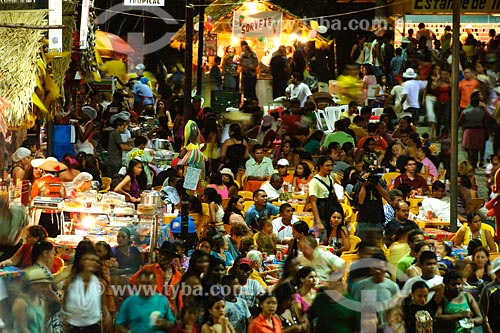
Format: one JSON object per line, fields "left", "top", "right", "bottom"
{"left": 411, "top": 0, "right": 500, "bottom": 13}
{"left": 232, "top": 11, "right": 282, "bottom": 38}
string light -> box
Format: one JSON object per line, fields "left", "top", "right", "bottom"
{"left": 92, "top": 0, "right": 405, "bottom": 24}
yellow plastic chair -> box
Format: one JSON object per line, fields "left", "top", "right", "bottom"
{"left": 202, "top": 202, "right": 210, "bottom": 216}
{"left": 348, "top": 235, "right": 361, "bottom": 252}
{"left": 243, "top": 201, "right": 254, "bottom": 213}
{"left": 100, "top": 177, "right": 112, "bottom": 193}
{"left": 341, "top": 203, "right": 353, "bottom": 220}
{"left": 238, "top": 191, "right": 254, "bottom": 201}
{"left": 301, "top": 159, "right": 316, "bottom": 174}
{"left": 438, "top": 169, "right": 447, "bottom": 180}
{"left": 471, "top": 198, "right": 485, "bottom": 212}
{"left": 381, "top": 172, "right": 400, "bottom": 188}
{"left": 293, "top": 204, "right": 305, "bottom": 213}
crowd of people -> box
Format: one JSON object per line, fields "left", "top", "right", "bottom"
{"left": 2, "top": 23, "right": 500, "bottom": 333}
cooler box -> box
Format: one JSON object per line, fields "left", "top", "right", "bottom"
{"left": 53, "top": 125, "right": 76, "bottom": 144}
{"left": 53, "top": 143, "right": 75, "bottom": 161}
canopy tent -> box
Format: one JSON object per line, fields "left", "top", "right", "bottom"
{"left": 95, "top": 30, "right": 134, "bottom": 58}
{"left": 171, "top": 0, "right": 329, "bottom": 50}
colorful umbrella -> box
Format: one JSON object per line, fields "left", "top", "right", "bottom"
{"left": 95, "top": 30, "right": 134, "bottom": 58}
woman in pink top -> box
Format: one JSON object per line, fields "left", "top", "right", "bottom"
{"left": 208, "top": 171, "right": 229, "bottom": 199}
{"left": 416, "top": 147, "right": 439, "bottom": 179}
{"left": 292, "top": 266, "right": 317, "bottom": 318}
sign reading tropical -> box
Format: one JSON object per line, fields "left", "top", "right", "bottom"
{"left": 232, "top": 11, "right": 282, "bottom": 38}
{"left": 411, "top": 0, "right": 500, "bottom": 13}
{"left": 124, "top": 0, "right": 164, "bottom": 6}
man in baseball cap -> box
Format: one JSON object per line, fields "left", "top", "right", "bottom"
{"left": 276, "top": 158, "right": 293, "bottom": 183}
{"left": 234, "top": 257, "right": 264, "bottom": 309}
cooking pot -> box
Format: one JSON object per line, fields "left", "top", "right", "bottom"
{"left": 140, "top": 190, "right": 163, "bottom": 209}
{"left": 155, "top": 139, "right": 172, "bottom": 150}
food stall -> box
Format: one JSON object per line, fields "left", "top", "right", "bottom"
{"left": 171, "top": 0, "right": 329, "bottom": 106}
{"left": 34, "top": 191, "right": 177, "bottom": 263}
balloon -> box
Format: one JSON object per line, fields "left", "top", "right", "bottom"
{"left": 309, "top": 30, "right": 317, "bottom": 39}
{"left": 310, "top": 20, "right": 319, "bottom": 30}
{"left": 317, "top": 25, "right": 328, "bottom": 34}
{"left": 194, "top": 22, "right": 199, "bottom": 31}
{"left": 258, "top": 37, "right": 265, "bottom": 42}
{"left": 204, "top": 21, "right": 213, "bottom": 32}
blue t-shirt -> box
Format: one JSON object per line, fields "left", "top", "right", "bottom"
{"left": 116, "top": 293, "right": 175, "bottom": 333}
{"left": 225, "top": 296, "right": 251, "bottom": 333}
{"left": 244, "top": 203, "right": 279, "bottom": 230}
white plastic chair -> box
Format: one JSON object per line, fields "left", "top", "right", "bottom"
{"left": 314, "top": 110, "right": 333, "bottom": 133}
{"left": 325, "top": 106, "right": 341, "bottom": 125}
{"left": 339, "top": 104, "right": 348, "bottom": 112}
{"left": 372, "top": 108, "right": 384, "bottom": 116}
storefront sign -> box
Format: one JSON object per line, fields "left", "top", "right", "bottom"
{"left": 79, "top": 0, "right": 90, "bottom": 49}
{"left": 203, "top": 34, "right": 217, "bottom": 56}
{"left": 411, "top": 0, "right": 500, "bottom": 13}
{"left": 232, "top": 11, "right": 282, "bottom": 38}
{"left": 49, "top": 0, "right": 62, "bottom": 53}
{"left": 124, "top": 0, "right": 165, "bottom": 6}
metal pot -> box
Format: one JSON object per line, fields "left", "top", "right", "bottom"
{"left": 140, "top": 190, "right": 164, "bottom": 209}
{"left": 155, "top": 139, "right": 172, "bottom": 150}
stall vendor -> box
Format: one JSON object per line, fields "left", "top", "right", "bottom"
{"left": 32, "top": 158, "right": 67, "bottom": 238}
{"left": 69, "top": 172, "right": 93, "bottom": 200}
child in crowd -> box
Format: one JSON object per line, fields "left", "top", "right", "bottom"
{"left": 402, "top": 280, "right": 443, "bottom": 333}
{"left": 420, "top": 133, "right": 431, "bottom": 147}
{"left": 201, "top": 296, "right": 235, "bottom": 333}
{"left": 485, "top": 154, "right": 500, "bottom": 197}
{"left": 254, "top": 217, "right": 279, "bottom": 255}
{"left": 222, "top": 275, "right": 251, "bottom": 333}
{"left": 172, "top": 301, "right": 200, "bottom": 333}
{"left": 292, "top": 162, "right": 312, "bottom": 190}
{"left": 384, "top": 306, "right": 405, "bottom": 333}
{"left": 173, "top": 240, "right": 189, "bottom": 273}
{"left": 436, "top": 243, "right": 455, "bottom": 272}
{"left": 248, "top": 293, "right": 281, "bottom": 333}
{"left": 95, "top": 241, "right": 118, "bottom": 315}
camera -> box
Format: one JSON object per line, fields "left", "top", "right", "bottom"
{"left": 362, "top": 167, "right": 384, "bottom": 184}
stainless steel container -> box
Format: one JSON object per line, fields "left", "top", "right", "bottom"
{"left": 140, "top": 190, "right": 164, "bottom": 209}
{"left": 155, "top": 139, "right": 172, "bottom": 150}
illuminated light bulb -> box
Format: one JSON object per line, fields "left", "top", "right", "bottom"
{"left": 82, "top": 216, "right": 96, "bottom": 229}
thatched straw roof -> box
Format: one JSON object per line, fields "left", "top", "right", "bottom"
{"left": 171, "top": 0, "right": 326, "bottom": 44}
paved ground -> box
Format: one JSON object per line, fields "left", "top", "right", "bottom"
{"left": 415, "top": 124, "right": 492, "bottom": 201}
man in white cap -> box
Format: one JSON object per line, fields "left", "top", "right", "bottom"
{"left": 74, "top": 105, "right": 97, "bottom": 155}
{"left": 134, "top": 63, "right": 149, "bottom": 85}
{"left": 10, "top": 147, "right": 32, "bottom": 183}
{"left": 275, "top": 158, "right": 293, "bottom": 184}
{"left": 128, "top": 78, "right": 154, "bottom": 116}
{"left": 400, "top": 67, "right": 427, "bottom": 125}
{"left": 460, "top": 24, "right": 477, "bottom": 45}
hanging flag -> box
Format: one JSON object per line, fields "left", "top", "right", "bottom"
{"left": 49, "top": 0, "right": 63, "bottom": 52}
{"left": 79, "top": 0, "right": 90, "bottom": 49}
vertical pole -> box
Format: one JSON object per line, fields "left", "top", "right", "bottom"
{"left": 196, "top": 0, "right": 205, "bottom": 96}
{"left": 450, "top": 0, "right": 460, "bottom": 232}
{"left": 181, "top": 2, "right": 194, "bottom": 251}
{"left": 47, "top": 121, "right": 54, "bottom": 157}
